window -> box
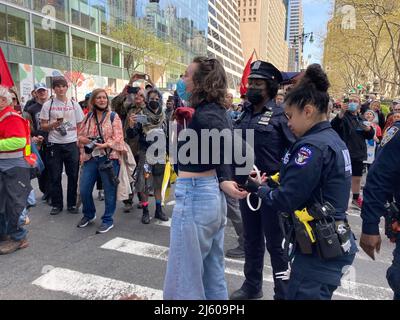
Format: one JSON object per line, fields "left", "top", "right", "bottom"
{"left": 34, "top": 17, "right": 67, "bottom": 55}
{"left": 6, "top": 8, "right": 29, "bottom": 46}
{"left": 249, "top": 9, "right": 251, "bottom": 15}
{"left": 112, "top": 47, "right": 120, "bottom": 67}
{"left": 0, "top": 7, "right": 6, "bottom": 41}
{"left": 101, "top": 44, "right": 111, "bottom": 64}
{"left": 86, "top": 40, "right": 97, "bottom": 62}
{"left": 72, "top": 35, "right": 85, "bottom": 59}
{"left": 253, "top": 8, "right": 256, "bottom": 15}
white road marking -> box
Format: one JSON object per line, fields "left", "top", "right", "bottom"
{"left": 32, "top": 267, "right": 162, "bottom": 300}
{"left": 101, "top": 237, "right": 392, "bottom": 300}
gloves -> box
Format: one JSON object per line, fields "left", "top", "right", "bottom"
{"left": 242, "top": 177, "right": 261, "bottom": 193}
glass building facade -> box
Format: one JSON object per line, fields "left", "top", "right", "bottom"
{"left": 0, "top": 0, "right": 241, "bottom": 99}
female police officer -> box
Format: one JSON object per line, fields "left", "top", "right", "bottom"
{"left": 242, "top": 64, "right": 358, "bottom": 300}
{"left": 230, "top": 61, "right": 295, "bottom": 300}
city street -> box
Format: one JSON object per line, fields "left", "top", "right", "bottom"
{"left": 0, "top": 178, "right": 394, "bottom": 300}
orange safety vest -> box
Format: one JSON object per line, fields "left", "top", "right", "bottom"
{"left": 0, "top": 110, "right": 37, "bottom": 166}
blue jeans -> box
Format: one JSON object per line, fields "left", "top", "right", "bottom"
{"left": 80, "top": 157, "right": 120, "bottom": 226}
{"left": 387, "top": 236, "right": 400, "bottom": 300}
{"left": 163, "top": 176, "right": 228, "bottom": 300}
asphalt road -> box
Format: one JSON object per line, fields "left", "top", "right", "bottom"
{"left": 0, "top": 178, "right": 395, "bottom": 301}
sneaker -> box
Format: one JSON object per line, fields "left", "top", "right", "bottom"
{"left": 0, "top": 238, "right": 29, "bottom": 255}
{"left": 77, "top": 216, "right": 96, "bottom": 228}
{"left": 50, "top": 207, "right": 62, "bottom": 215}
{"left": 67, "top": 206, "right": 79, "bottom": 214}
{"left": 123, "top": 202, "right": 133, "bottom": 213}
{"left": 96, "top": 223, "right": 114, "bottom": 234}
{"left": 352, "top": 197, "right": 363, "bottom": 209}
{"left": 97, "top": 190, "right": 105, "bottom": 201}
{"left": 226, "top": 245, "right": 245, "bottom": 259}
{"left": 154, "top": 208, "right": 169, "bottom": 222}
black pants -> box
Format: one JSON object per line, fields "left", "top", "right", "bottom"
{"left": 239, "top": 196, "right": 289, "bottom": 300}
{"left": 0, "top": 166, "right": 31, "bottom": 239}
{"left": 38, "top": 144, "right": 51, "bottom": 197}
{"left": 46, "top": 142, "right": 79, "bottom": 209}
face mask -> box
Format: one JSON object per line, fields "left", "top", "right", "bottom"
{"left": 348, "top": 102, "right": 359, "bottom": 112}
{"left": 177, "top": 79, "right": 191, "bottom": 101}
{"left": 247, "top": 88, "right": 265, "bottom": 105}
{"left": 149, "top": 100, "right": 160, "bottom": 110}
{"left": 94, "top": 104, "right": 107, "bottom": 111}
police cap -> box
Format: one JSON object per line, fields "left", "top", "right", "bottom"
{"left": 248, "top": 60, "right": 283, "bottom": 83}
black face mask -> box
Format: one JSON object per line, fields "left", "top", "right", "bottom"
{"left": 247, "top": 88, "right": 265, "bottom": 105}
{"left": 149, "top": 101, "right": 160, "bottom": 110}
{"left": 94, "top": 104, "right": 107, "bottom": 111}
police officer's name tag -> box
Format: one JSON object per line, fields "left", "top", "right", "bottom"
{"left": 381, "top": 126, "right": 399, "bottom": 147}
{"left": 258, "top": 117, "right": 271, "bottom": 125}
{"left": 258, "top": 111, "right": 273, "bottom": 125}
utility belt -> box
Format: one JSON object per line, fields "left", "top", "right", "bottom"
{"left": 280, "top": 202, "right": 353, "bottom": 261}
{"left": 385, "top": 202, "right": 400, "bottom": 243}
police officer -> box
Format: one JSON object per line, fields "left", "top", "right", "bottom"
{"left": 241, "top": 64, "right": 358, "bottom": 300}
{"left": 230, "top": 61, "right": 295, "bottom": 300}
{"left": 360, "top": 120, "right": 400, "bottom": 300}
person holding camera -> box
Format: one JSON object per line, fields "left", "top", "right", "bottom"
{"left": 40, "top": 77, "right": 85, "bottom": 215}
{"left": 331, "top": 94, "right": 375, "bottom": 209}
{"left": 126, "top": 88, "right": 168, "bottom": 224}
{"left": 111, "top": 74, "right": 150, "bottom": 212}
{"left": 77, "top": 89, "right": 125, "bottom": 234}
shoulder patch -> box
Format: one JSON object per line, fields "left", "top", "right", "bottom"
{"left": 381, "top": 126, "right": 399, "bottom": 147}
{"left": 295, "top": 146, "right": 312, "bottom": 166}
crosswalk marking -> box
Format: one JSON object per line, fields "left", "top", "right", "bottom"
{"left": 148, "top": 219, "right": 392, "bottom": 265}
{"left": 32, "top": 267, "right": 163, "bottom": 300}
{"left": 101, "top": 237, "right": 392, "bottom": 300}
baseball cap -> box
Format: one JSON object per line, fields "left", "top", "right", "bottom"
{"left": 34, "top": 83, "right": 47, "bottom": 92}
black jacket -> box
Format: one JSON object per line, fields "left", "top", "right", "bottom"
{"left": 331, "top": 112, "right": 375, "bottom": 161}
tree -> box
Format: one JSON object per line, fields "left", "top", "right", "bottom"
{"left": 64, "top": 59, "right": 89, "bottom": 100}
{"left": 324, "top": 0, "right": 400, "bottom": 98}
{"left": 110, "top": 23, "right": 165, "bottom": 77}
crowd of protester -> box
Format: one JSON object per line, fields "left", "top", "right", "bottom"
{"left": 1, "top": 59, "right": 400, "bottom": 301}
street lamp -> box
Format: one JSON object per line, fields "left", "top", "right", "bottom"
{"left": 293, "top": 29, "right": 314, "bottom": 71}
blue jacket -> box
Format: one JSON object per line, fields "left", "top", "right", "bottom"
{"left": 361, "top": 121, "right": 400, "bottom": 235}
{"left": 257, "top": 121, "right": 352, "bottom": 221}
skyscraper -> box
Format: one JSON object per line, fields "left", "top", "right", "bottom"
{"left": 238, "top": 0, "right": 288, "bottom": 71}
{"left": 287, "top": 0, "right": 304, "bottom": 72}
{"left": 207, "top": 0, "right": 244, "bottom": 91}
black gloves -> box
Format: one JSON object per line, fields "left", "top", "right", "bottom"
{"left": 241, "top": 177, "right": 261, "bottom": 193}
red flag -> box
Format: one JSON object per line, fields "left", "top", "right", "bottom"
{"left": 0, "top": 47, "right": 14, "bottom": 88}
{"left": 240, "top": 52, "right": 254, "bottom": 96}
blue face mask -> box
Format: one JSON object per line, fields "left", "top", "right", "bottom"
{"left": 348, "top": 102, "right": 359, "bottom": 112}
{"left": 176, "top": 79, "right": 191, "bottom": 101}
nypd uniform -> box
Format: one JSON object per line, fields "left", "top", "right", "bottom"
{"left": 233, "top": 61, "right": 295, "bottom": 300}
{"left": 361, "top": 121, "right": 400, "bottom": 300}
{"left": 256, "top": 121, "right": 358, "bottom": 299}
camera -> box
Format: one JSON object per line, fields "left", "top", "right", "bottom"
{"left": 127, "top": 86, "right": 140, "bottom": 94}
{"left": 56, "top": 123, "right": 67, "bottom": 136}
{"left": 84, "top": 136, "right": 104, "bottom": 154}
{"left": 99, "top": 159, "right": 120, "bottom": 186}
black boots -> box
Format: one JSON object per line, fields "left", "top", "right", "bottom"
{"left": 155, "top": 206, "right": 169, "bottom": 222}
{"left": 141, "top": 206, "right": 150, "bottom": 224}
